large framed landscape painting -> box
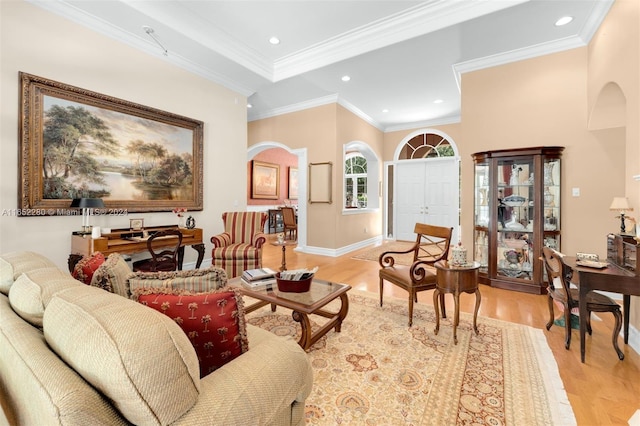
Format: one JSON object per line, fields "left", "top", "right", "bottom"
{"left": 18, "top": 72, "right": 203, "bottom": 216}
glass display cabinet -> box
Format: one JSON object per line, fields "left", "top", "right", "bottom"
{"left": 472, "top": 146, "right": 563, "bottom": 294}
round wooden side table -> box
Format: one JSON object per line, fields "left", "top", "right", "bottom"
{"left": 433, "top": 260, "right": 481, "bottom": 344}
{"left": 269, "top": 239, "right": 297, "bottom": 271}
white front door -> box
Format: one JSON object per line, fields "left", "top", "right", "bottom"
{"left": 394, "top": 157, "right": 459, "bottom": 242}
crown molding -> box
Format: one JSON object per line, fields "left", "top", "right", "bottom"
{"left": 248, "top": 94, "right": 339, "bottom": 122}
{"left": 337, "top": 98, "right": 382, "bottom": 131}
{"left": 273, "top": 0, "right": 528, "bottom": 81}
{"left": 452, "top": 0, "right": 613, "bottom": 92}
{"left": 383, "top": 115, "right": 461, "bottom": 133}
{"left": 122, "top": 0, "right": 274, "bottom": 80}
{"left": 28, "top": 0, "right": 256, "bottom": 96}
{"left": 452, "top": 35, "right": 586, "bottom": 93}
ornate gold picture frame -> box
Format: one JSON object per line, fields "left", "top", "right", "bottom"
{"left": 18, "top": 72, "right": 204, "bottom": 215}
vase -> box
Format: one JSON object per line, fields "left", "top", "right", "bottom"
{"left": 178, "top": 216, "right": 185, "bottom": 228}
{"left": 544, "top": 188, "right": 554, "bottom": 206}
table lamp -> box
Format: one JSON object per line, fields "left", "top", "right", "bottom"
{"left": 70, "top": 198, "right": 104, "bottom": 233}
{"left": 609, "top": 197, "right": 633, "bottom": 234}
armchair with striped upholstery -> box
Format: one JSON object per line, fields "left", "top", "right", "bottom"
{"left": 210, "top": 211, "right": 268, "bottom": 278}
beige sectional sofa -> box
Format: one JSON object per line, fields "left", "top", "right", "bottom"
{"left": 0, "top": 251, "right": 313, "bottom": 425}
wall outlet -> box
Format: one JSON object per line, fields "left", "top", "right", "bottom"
{"left": 572, "top": 187, "right": 580, "bottom": 197}
{"left": 364, "top": 227, "right": 368, "bottom": 233}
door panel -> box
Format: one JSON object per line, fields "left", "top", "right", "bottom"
{"left": 395, "top": 158, "right": 459, "bottom": 242}
{"left": 396, "top": 162, "right": 427, "bottom": 241}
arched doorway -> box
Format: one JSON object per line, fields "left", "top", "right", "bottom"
{"left": 247, "top": 142, "right": 308, "bottom": 250}
{"left": 384, "top": 129, "right": 460, "bottom": 242}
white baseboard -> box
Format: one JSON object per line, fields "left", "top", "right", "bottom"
{"left": 297, "top": 236, "right": 382, "bottom": 257}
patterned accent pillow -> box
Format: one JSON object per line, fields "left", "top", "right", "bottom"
{"left": 72, "top": 252, "right": 105, "bottom": 284}
{"left": 90, "top": 253, "right": 133, "bottom": 297}
{"left": 133, "top": 287, "right": 249, "bottom": 378}
{"left": 127, "top": 266, "right": 227, "bottom": 296}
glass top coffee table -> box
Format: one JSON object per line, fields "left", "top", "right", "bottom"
{"left": 230, "top": 277, "right": 351, "bottom": 350}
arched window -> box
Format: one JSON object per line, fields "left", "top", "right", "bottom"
{"left": 343, "top": 141, "right": 379, "bottom": 211}
{"left": 345, "top": 153, "right": 367, "bottom": 208}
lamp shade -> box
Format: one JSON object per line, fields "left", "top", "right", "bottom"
{"left": 609, "top": 197, "right": 633, "bottom": 212}
{"left": 70, "top": 198, "right": 105, "bottom": 208}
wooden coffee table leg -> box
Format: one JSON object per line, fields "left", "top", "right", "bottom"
{"left": 335, "top": 293, "right": 349, "bottom": 332}
{"left": 292, "top": 310, "right": 312, "bottom": 350}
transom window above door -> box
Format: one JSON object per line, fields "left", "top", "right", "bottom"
{"left": 399, "top": 132, "right": 454, "bottom": 159}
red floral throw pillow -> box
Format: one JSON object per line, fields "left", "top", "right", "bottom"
{"left": 134, "top": 288, "right": 249, "bottom": 378}
{"left": 72, "top": 252, "right": 105, "bottom": 285}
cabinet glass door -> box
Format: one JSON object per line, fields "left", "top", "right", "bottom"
{"left": 496, "top": 158, "right": 534, "bottom": 281}
{"left": 474, "top": 163, "right": 489, "bottom": 273}
{"left": 543, "top": 158, "right": 561, "bottom": 250}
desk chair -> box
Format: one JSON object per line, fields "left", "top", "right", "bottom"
{"left": 542, "top": 247, "right": 624, "bottom": 359}
{"left": 132, "top": 229, "right": 183, "bottom": 272}
{"left": 378, "top": 223, "right": 453, "bottom": 327}
{"left": 281, "top": 207, "right": 297, "bottom": 240}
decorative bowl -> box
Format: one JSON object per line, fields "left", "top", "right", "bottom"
{"left": 276, "top": 273, "right": 313, "bottom": 293}
{"left": 503, "top": 195, "right": 526, "bottom": 207}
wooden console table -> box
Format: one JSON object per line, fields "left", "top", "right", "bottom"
{"left": 69, "top": 225, "right": 205, "bottom": 272}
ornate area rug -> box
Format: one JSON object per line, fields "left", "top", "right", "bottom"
{"left": 246, "top": 290, "right": 575, "bottom": 425}
{"left": 351, "top": 241, "right": 416, "bottom": 266}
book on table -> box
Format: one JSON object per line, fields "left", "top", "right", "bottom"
{"left": 240, "top": 276, "right": 276, "bottom": 290}
{"left": 242, "top": 267, "right": 277, "bottom": 282}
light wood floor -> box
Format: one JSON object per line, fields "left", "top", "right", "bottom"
{"left": 261, "top": 237, "right": 640, "bottom": 426}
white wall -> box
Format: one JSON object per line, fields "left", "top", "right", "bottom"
{"left": 0, "top": 1, "right": 248, "bottom": 269}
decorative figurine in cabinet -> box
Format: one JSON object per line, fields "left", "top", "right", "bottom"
{"left": 472, "top": 146, "right": 564, "bottom": 294}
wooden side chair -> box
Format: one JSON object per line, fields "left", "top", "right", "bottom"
{"left": 542, "top": 247, "right": 624, "bottom": 359}
{"left": 210, "top": 211, "right": 268, "bottom": 278}
{"left": 132, "top": 229, "right": 183, "bottom": 272}
{"left": 281, "top": 207, "right": 298, "bottom": 240}
{"left": 379, "top": 223, "right": 453, "bottom": 327}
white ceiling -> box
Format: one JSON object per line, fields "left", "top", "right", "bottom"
{"left": 30, "top": 0, "right": 613, "bottom": 132}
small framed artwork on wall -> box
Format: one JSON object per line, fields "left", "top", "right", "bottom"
{"left": 251, "top": 161, "right": 280, "bottom": 199}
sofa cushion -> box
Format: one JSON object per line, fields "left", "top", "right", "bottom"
{"left": 8, "top": 267, "right": 80, "bottom": 327}
{"left": 44, "top": 285, "right": 200, "bottom": 426}
{"left": 127, "top": 266, "right": 228, "bottom": 296}
{"left": 90, "top": 253, "right": 132, "bottom": 296}
{"left": 134, "top": 287, "right": 249, "bottom": 378}
{"left": 0, "top": 294, "right": 129, "bottom": 425}
{"left": 72, "top": 252, "right": 105, "bottom": 284}
{"left": 0, "top": 251, "right": 57, "bottom": 295}
{"left": 212, "top": 244, "right": 261, "bottom": 261}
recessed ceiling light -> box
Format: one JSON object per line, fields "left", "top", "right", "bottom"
{"left": 269, "top": 36, "right": 280, "bottom": 45}
{"left": 433, "top": 99, "right": 443, "bottom": 104}
{"left": 555, "top": 16, "right": 573, "bottom": 26}
{"left": 382, "top": 109, "right": 389, "bottom": 113}
{"left": 247, "top": 103, "right": 252, "bottom": 108}
{"left": 341, "top": 75, "right": 351, "bottom": 82}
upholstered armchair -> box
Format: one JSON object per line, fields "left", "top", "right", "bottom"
{"left": 211, "top": 211, "right": 268, "bottom": 278}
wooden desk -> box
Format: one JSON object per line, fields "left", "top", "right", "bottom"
{"left": 69, "top": 226, "right": 205, "bottom": 271}
{"left": 563, "top": 256, "right": 639, "bottom": 363}
{"left": 433, "top": 260, "right": 481, "bottom": 344}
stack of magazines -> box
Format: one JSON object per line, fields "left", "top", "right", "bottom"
{"left": 278, "top": 266, "right": 318, "bottom": 281}
{"left": 240, "top": 267, "right": 277, "bottom": 290}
